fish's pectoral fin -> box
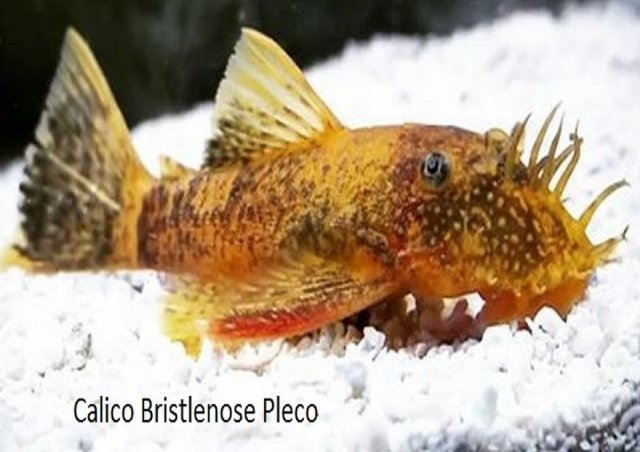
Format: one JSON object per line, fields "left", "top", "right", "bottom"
{"left": 162, "top": 253, "right": 398, "bottom": 356}
{"left": 204, "top": 28, "right": 344, "bottom": 169}
{"left": 158, "top": 155, "right": 196, "bottom": 181}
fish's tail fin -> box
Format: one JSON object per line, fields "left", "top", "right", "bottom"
{"left": 15, "top": 28, "right": 154, "bottom": 270}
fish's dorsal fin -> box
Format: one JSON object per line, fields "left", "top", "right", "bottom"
{"left": 204, "top": 28, "right": 343, "bottom": 168}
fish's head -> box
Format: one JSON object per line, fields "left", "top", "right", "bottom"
{"left": 391, "top": 113, "right": 626, "bottom": 304}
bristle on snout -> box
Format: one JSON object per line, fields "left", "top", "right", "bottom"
{"left": 503, "top": 106, "right": 628, "bottom": 235}
{"left": 579, "top": 179, "right": 628, "bottom": 228}
{"left": 505, "top": 105, "right": 580, "bottom": 194}
{"left": 506, "top": 107, "right": 621, "bottom": 196}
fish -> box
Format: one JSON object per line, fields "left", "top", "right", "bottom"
{"left": 12, "top": 27, "right": 627, "bottom": 355}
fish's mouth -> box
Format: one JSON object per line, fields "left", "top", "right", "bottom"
{"left": 500, "top": 105, "right": 629, "bottom": 262}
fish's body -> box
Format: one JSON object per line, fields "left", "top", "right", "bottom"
{"left": 11, "top": 28, "right": 626, "bottom": 355}
{"left": 138, "top": 126, "right": 402, "bottom": 278}
{"left": 138, "top": 126, "right": 483, "bottom": 278}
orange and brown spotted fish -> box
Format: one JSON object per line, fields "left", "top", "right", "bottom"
{"left": 12, "top": 27, "right": 626, "bottom": 355}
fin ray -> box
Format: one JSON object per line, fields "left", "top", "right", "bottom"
{"left": 163, "top": 252, "right": 397, "bottom": 355}
{"left": 17, "top": 28, "right": 153, "bottom": 269}
{"left": 205, "top": 28, "right": 343, "bottom": 168}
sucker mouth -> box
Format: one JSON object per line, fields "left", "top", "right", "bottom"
{"left": 502, "top": 105, "right": 629, "bottom": 255}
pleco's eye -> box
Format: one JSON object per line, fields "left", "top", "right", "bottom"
{"left": 421, "top": 152, "right": 449, "bottom": 187}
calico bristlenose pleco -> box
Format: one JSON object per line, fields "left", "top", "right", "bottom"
{"left": 10, "top": 28, "right": 626, "bottom": 355}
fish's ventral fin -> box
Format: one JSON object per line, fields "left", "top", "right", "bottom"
{"left": 17, "top": 28, "right": 153, "bottom": 269}
{"left": 204, "top": 28, "right": 343, "bottom": 168}
{"left": 163, "top": 252, "right": 397, "bottom": 356}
